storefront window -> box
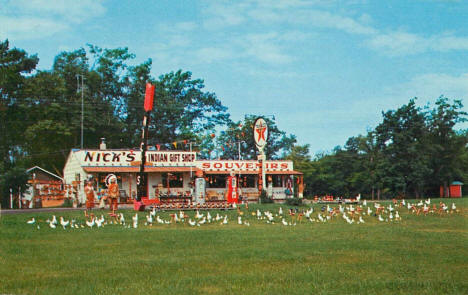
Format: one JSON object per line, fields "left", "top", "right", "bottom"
{"left": 239, "top": 175, "right": 256, "bottom": 188}
{"left": 271, "top": 175, "right": 284, "bottom": 188}
{"left": 206, "top": 175, "right": 227, "bottom": 188}
{"left": 162, "top": 172, "right": 183, "bottom": 188}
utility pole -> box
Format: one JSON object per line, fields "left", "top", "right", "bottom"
{"left": 76, "top": 75, "right": 85, "bottom": 149}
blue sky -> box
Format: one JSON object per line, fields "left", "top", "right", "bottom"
{"left": 2, "top": 0, "right": 468, "bottom": 155}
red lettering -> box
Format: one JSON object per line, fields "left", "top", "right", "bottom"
{"left": 214, "top": 163, "right": 222, "bottom": 169}
{"left": 202, "top": 163, "right": 210, "bottom": 169}
{"left": 235, "top": 163, "right": 244, "bottom": 169}
{"left": 271, "top": 163, "right": 278, "bottom": 169}
{"left": 281, "top": 163, "right": 288, "bottom": 169}
{"left": 225, "top": 163, "right": 233, "bottom": 169}
{"left": 246, "top": 163, "right": 253, "bottom": 169}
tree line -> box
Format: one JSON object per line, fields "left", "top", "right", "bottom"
{"left": 1, "top": 39, "right": 467, "bottom": 202}
{"left": 287, "top": 98, "right": 467, "bottom": 199}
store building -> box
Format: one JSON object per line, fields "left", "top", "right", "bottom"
{"left": 63, "top": 148, "right": 303, "bottom": 204}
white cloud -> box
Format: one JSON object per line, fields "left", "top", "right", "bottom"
{"left": 11, "top": 0, "right": 106, "bottom": 22}
{"left": 1, "top": 0, "right": 106, "bottom": 40}
{"left": 367, "top": 31, "right": 468, "bottom": 56}
{"left": 293, "top": 9, "right": 377, "bottom": 35}
{"left": 0, "top": 16, "right": 69, "bottom": 40}
{"left": 388, "top": 72, "right": 468, "bottom": 101}
{"left": 195, "top": 47, "right": 234, "bottom": 63}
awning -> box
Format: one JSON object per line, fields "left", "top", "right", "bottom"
{"left": 204, "top": 170, "right": 258, "bottom": 175}
{"left": 204, "top": 170, "right": 302, "bottom": 175}
{"left": 83, "top": 166, "right": 199, "bottom": 173}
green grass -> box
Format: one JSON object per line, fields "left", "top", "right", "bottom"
{"left": 1, "top": 198, "right": 467, "bottom": 295}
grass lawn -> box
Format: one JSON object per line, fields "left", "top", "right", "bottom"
{"left": 1, "top": 198, "right": 467, "bottom": 295}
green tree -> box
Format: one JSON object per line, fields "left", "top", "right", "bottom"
{"left": 0, "top": 39, "right": 38, "bottom": 170}
{"left": 375, "top": 99, "right": 431, "bottom": 198}
{"left": 427, "top": 96, "right": 468, "bottom": 196}
{"left": 148, "top": 70, "right": 231, "bottom": 149}
{"left": 216, "top": 115, "right": 296, "bottom": 160}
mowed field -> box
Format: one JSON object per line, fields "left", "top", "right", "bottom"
{"left": 1, "top": 198, "right": 467, "bottom": 295}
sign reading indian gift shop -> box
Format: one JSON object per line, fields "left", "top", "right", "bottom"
{"left": 79, "top": 150, "right": 196, "bottom": 166}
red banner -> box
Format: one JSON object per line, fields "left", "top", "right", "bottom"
{"left": 144, "top": 83, "right": 155, "bottom": 112}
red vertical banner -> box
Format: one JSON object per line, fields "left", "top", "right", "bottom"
{"left": 144, "top": 83, "right": 155, "bottom": 112}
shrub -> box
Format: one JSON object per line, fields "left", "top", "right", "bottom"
{"left": 259, "top": 190, "right": 273, "bottom": 204}
{"left": 285, "top": 197, "right": 302, "bottom": 206}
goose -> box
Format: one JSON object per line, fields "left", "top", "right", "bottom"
{"left": 222, "top": 215, "right": 228, "bottom": 225}
{"left": 26, "top": 217, "right": 35, "bottom": 224}
{"left": 49, "top": 221, "right": 56, "bottom": 229}
{"left": 363, "top": 200, "right": 367, "bottom": 207}
{"left": 238, "top": 216, "right": 242, "bottom": 225}
{"left": 278, "top": 207, "right": 283, "bottom": 215}
{"left": 395, "top": 211, "right": 401, "bottom": 221}
{"left": 378, "top": 215, "right": 384, "bottom": 222}
{"left": 207, "top": 212, "right": 212, "bottom": 223}
{"left": 281, "top": 218, "right": 288, "bottom": 226}
{"left": 358, "top": 216, "right": 365, "bottom": 224}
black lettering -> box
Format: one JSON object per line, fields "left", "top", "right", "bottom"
{"left": 84, "top": 152, "right": 93, "bottom": 162}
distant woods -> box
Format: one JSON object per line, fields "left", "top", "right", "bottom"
{"left": 1, "top": 40, "right": 467, "bottom": 199}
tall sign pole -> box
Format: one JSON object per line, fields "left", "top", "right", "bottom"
{"left": 136, "top": 83, "right": 155, "bottom": 205}
{"left": 253, "top": 117, "right": 268, "bottom": 193}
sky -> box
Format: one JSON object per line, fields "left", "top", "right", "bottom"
{"left": 2, "top": 0, "right": 468, "bottom": 155}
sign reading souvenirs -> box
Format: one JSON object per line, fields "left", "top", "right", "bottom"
{"left": 253, "top": 117, "right": 268, "bottom": 149}
{"left": 81, "top": 150, "right": 196, "bottom": 166}
{"left": 198, "top": 160, "right": 293, "bottom": 172}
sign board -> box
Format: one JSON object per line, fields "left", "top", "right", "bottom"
{"left": 80, "top": 150, "right": 196, "bottom": 166}
{"left": 197, "top": 160, "right": 293, "bottom": 172}
{"left": 253, "top": 117, "right": 268, "bottom": 149}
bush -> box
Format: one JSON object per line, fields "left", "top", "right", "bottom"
{"left": 61, "top": 198, "right": 73, "bottom": 208}
{"left": 259, "top": 190, "right": 273, "bottom": 204}
{"left": 285, "top": 198, "right": 302, "bottom": 206}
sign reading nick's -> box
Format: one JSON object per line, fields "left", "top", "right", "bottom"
{"left": 80, "top": 150, "right": 196, "bottom": 166}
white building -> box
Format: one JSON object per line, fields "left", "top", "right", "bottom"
{"left": 63, "top": 148, "right": 303, "bottom": 203}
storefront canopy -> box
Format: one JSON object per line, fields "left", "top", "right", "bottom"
{"left": 83, "top": 166, "right": 199, "bottom": 173}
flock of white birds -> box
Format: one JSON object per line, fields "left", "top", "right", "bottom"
{"left": 25, "top": 198, "right": 460, "bottom": 230}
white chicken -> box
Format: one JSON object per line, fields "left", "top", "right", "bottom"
{"left": 188, "top": 219, "right": 196, "bottom": 226}
{"left": 60, "top": 216, "right": 69, "bottom": 229}
{"left": 86, "top": 218, "right": 95, "bottom": 228}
